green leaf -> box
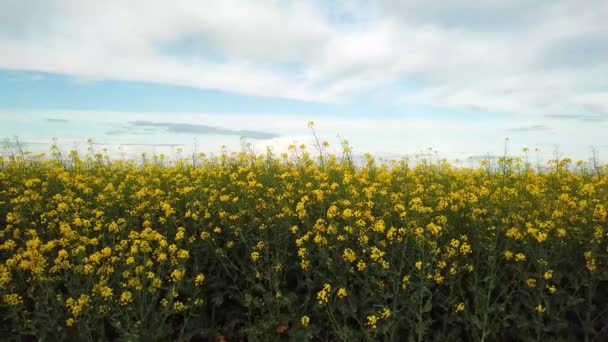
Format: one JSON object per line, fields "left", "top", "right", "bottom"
{"left": 423, "top": 299, "right": 433, "bottom": 313}
{"left": 470, "top": 316, "right": 483, "bottom": 330}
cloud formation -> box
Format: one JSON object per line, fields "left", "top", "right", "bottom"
{"left": 46, "top": 117, "right": 69, "bottom": 123}
{"left": 507, "top": 125, "right": 550, "bottom": 132}
{"left": 129, "top": 120, "right": 279, "bottom": 140}
{"left": 545, "top": 114, "right": 607, "bottom": 122}
{"left": 0, "top": 0, "right": 607, "bottom": 119}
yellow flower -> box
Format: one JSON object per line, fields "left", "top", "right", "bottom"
{"left": 454, "top": 302, "right": 465, "bottom": 313}
{"left": 175, "top": 227, "right": 185, "bottom": 240}
{"left": 101, "top": 247, "right": 112, "bottom": 257}
{"left": 370, "top": 246, "right": 385, "bottom": 261}
{"left": 543, "top": 270, "right": 553, "bottom": 280}
{"left": 195, "top": 273, "right": 205, "bottom": 286}
{"left": 337, "top": 288, "right": 348, "bottom": 299}
{"left": 356, "top": 260, "right": 367, "bottom": 271}
{"left": 366, "top": 315, "right": 378, "bottom": 329}
{"left": 152, "top": 278, "right": 162, "bottom": 289}
{"left": 3, "top": 293, "right": 23, "bottom": 306}
{"left": 342, "top": 208, "right": 353, "bottom": 218}
{"left": 66, "top": 294, "right": 91, "bottom": 317}
{"left": 177, "top": 249, "right": 189, "bottom": 259}
{"left": 459, "top": 242, "right": 472, "bottom": 255}
{"left": 506, "top": 228, "right": 523, "bottom": 240}
{"left": 534, "top": 231, "right": 547, "bottom": 243}
{"left": 526, "top": 278, "right": 537, "bottom": 288}
{"left": 372, "top": 219, "right": 386, "bottom": 233}
{"left": 301, "top": 315, "right": 310, "bottom": 328}
{"left": 317, "top": 283, "right": 331, "bottom": 305}
{"left": 119, "top": 291, "right": 132, "bottom": 305}
{"left": 250, "top": 251, "right": 260, "bottom": 262}
{"left": 170, "top": 269, "right": 184, "bottom": 282}
{"left": 327, "top": 205, "right": 339, "bottom": 219}
{"left": 342, "top": 248, "right": 357, "bottom": 263}
{"left": 585, "top": 252, "right": 597, "bottom": 272}
{"left": 427, "top": 222, "right": 441, "bottom": 235}
{"left": 535, "top": 304, "right": 546, "bottom": 313}
{"left": 380, "top": 307, "right": 391, "bottom": 319}
{"left": 168, "top": 244, "right": 177, "bottom": 253}
{"left": 99, "top": 286, "right": 113, "bottom": 299}
{"left": 174, "top": 301, "right": 187, "bottom": 312}
{"left": 415, "top": 261, "right": 422, "bottom": 270}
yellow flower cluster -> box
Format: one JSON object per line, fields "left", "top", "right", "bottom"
{"left": 317, "top": 283, "right": 332, "bottom": 305}
{"left": 0, "top": 145, "right": 606, "bottom": 340}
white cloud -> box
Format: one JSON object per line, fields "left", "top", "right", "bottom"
{"left": 0, "top": 0, "right": 607, "bottom": 118}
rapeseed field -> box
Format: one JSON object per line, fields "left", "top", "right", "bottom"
{"left": 1, "top": 143, "right": 607, "bottom": 341}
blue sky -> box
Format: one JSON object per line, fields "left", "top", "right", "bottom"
{"left": 1, "top": 0, "right": 607, "bottom": 161}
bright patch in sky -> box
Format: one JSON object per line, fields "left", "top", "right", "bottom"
{"left": 0, "top": 0, "right": 607, "bottom": 161}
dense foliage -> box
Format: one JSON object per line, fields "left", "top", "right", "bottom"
{"left": 1, "top": 142, "right": 607, "bottom": 341}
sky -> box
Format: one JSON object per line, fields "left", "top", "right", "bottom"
{"left": 1, "top": 0, "right": 607, "bottom": 162}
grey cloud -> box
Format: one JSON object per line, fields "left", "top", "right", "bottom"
{"left": 538, "top": 33, "right": 608, "bottom": 68}
{"left": 106, "top": 130, "right": 128, "bottom": 136}
{"left": 544, "top": 104, "right": 608, "bottom": 122}
{"left": 374, "top": 0, "right": 549, "bottom": 31}
{"left": 46, "top": 118, "right": 69, "bottom": 123}
{"left": 106, "top": 126, "right": 158, "bottom": 136}
{"left": 0, "top": 0, "right": 53, "bottom": 38}
{"left": 545, "top": 114, "right": 606, "bottom": 122}
{"left": 130, "top": 120, "right": 280, "bottom": 140}
{"left": 507, "top": 125, "right": 550, "bottom": 132}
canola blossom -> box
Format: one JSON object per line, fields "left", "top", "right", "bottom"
{"left": 0, "top": 145, "right": 607, "bottom": 341}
